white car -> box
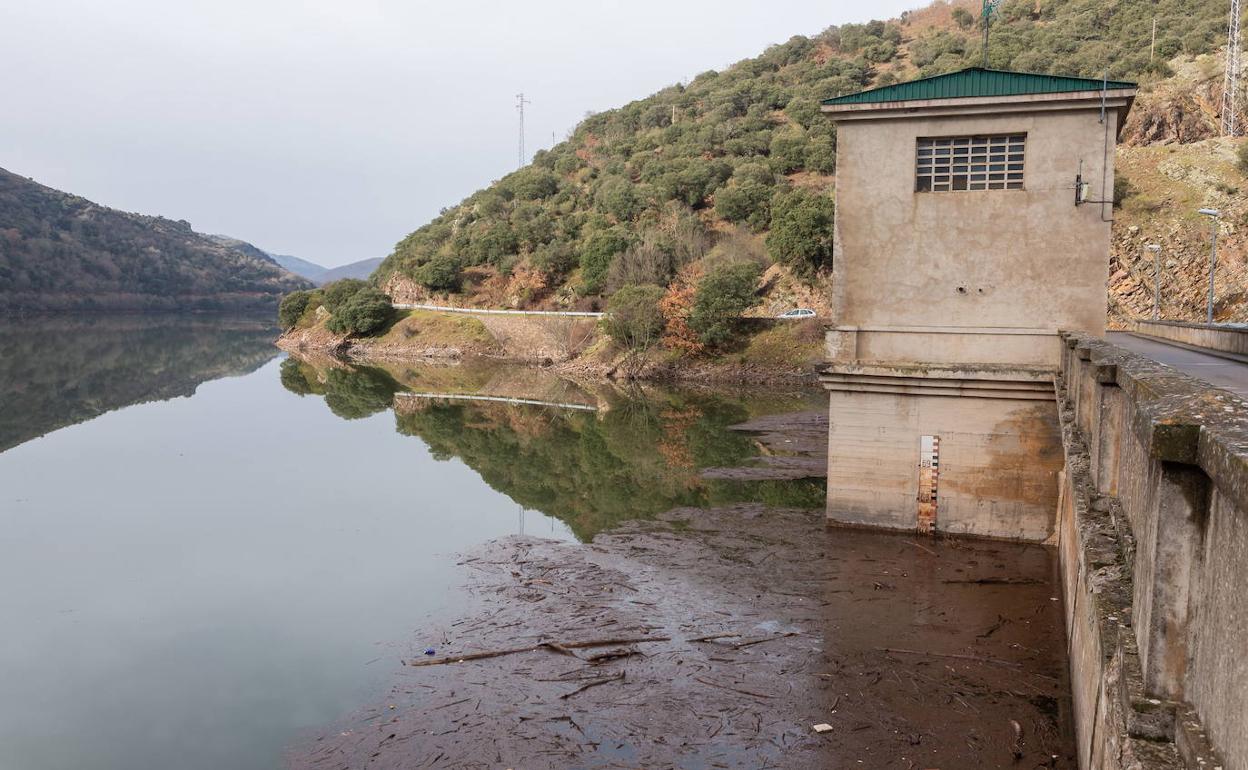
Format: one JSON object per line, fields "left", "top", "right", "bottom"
{"left": 777, "top": 308, "right": 817, "bottom": 319}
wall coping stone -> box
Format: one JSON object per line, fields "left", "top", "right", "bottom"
{"left": 1061, "top": 332, "right": 1248, "bottom": 514}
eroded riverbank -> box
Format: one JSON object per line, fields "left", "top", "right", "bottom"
{"left": 289, "top": 410, "right": 1075, "bottom": 770}
{"left": 276, "top": 309, "right": 824, "bottom": 386}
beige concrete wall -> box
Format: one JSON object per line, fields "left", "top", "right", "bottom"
{"left": 847, "top": 328, "right": 1062, "bottom": 367}
{"left": 826, "top": 388, "right": 1063, "bottom": 541}
{"left": 1057, "top": 333, "right": 1241, "bottom": 769}
{"left": 831, "top": 109, "right": 1117, "bottom": 367}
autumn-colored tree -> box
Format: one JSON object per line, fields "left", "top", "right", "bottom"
{"left": 658, "top": 263, "right": 705, "bottom": 354}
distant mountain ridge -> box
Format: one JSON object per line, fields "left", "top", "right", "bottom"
{"left": 206, "top": 235, "right": 382, "bottom": 286}
{"left": 0, "top": 168, "right": 312, "bottom": 313}
{"left": 320, "top": 258, "right": 383, "bottom": 283}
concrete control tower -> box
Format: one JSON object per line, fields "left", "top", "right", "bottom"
{"left": 819, "top": 68, "right": 1136, "bottom": 541}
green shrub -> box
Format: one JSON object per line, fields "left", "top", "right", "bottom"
{"left": 768, "top": 127, "right": 808, "bottom": 174}
{"left": 951, "top": 7, "right": 974, "bottom": 29}
{"left": 604, "top": 284, "right": 666, "bottom": 350}
{"left": 326, "top": 287, "right": 393, "bottom": 336}
{"left": 804, "top": 135, "right": 837, "bottom": 174}
{"left": 469, "top": 222, "right": 519, "bottom": 266}
{"left": 532, "top": 241, "right": 578, "bottom": 277}
{"left": 505, "top": 168, "right": 560, "bottom": 200}
{"left": 766, "top": 189, "right": 835, "bottom": 277}
{"left": 278, "top": 289, "right": 316, "bottom": 330}
{"left": 580, "top": 229, "right": 631, "bottom": 294}
{"left": 416, "top": 253, "right": 463, "bottom": 292}
{"left": 1237, "top": 142, "right": 1248, "bottom": 176}
{"left": 595, "top": 177, "right": 643, "bottom": 221}
{"left": 714, "top": 182, "right": 773, "bottom": 231}
{"left": 784, "top": 97, "right": 821, "bottom": 129}
{"left": 690, "top": 262, "right": 762, "bottom": 346}
{"left": 321, "top": 279, "right": 369, "bottom": 313}
{"left": 554, "top": 154, "right": 584, "bottom": 176}
{"left": 1155, "top": 37, "right": 1182, "bottom": 60}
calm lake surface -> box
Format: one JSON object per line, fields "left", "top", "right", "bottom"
{"left": 0, "top": 315, "right": 823, "bottom": 770}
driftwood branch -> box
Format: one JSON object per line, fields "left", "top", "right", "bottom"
{"left": 875, "top": 647, "right": 1022, "bottom": 668}
{"left": 560, "top": 672, "right": 625, "bottom": 699}
{"left": 692, "top": 676, "right": 773, "bottom": 699}
{"left": 404, "top": 636, "right": 671, "bottom": 668}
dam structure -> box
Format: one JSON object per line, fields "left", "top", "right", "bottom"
{"left": 819, "top": 69, "right": 1243, "bottom": 769}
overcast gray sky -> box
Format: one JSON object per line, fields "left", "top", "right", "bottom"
{"left": 1, "top": 0, "right": 916, "bottom": 267}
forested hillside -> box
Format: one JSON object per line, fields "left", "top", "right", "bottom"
{"left": 374, "top": 0, "right": 1239, "bottom": 322}
{"left": 0, "top": 168, "right": 312, "bottom": 313}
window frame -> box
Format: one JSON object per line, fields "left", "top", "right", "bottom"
{"left": 915, "top": 133, "right": 1027, "bottom": 194}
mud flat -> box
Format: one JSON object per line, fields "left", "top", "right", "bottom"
{"left": 290, "top": 414, "right": 1075, "bottom": 769}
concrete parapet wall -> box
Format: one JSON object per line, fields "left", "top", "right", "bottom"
{"left": 1058, "top": 331, "right": 1242, "bottom": 769}
{"left": 1130, "top": 319, "right": 1248, "bottom": 360}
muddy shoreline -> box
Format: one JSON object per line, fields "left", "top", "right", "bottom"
{"left": 291, "top": 513, "right": 1075, "bottom": 769}
{"left": 275, "top": 333, "right": 820, "bottom": 386}
{"left": 288, "top": 411, "right": 1075, "bottom": 770}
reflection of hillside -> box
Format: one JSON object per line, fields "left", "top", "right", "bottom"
{"left": 279, "top": 353, "right": 824, "bottom": 540}
{"left": 0, "top": 315, "right": 279, "bottom": 452}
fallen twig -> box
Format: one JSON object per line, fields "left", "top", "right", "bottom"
{"left": 902, "top": 540, "right": 938, "bottom": 556}
{"left": 688, "top": 632, "right": 742, "bottom": 643}
{"left": 560, "top": 672, "right": 625, "bottom": 699}
{"left": 404, "top": 636, "right": 671, "bottom": 667}
{"left": 733, "top": 632, "right": 798, "bottom": 649}
{"left": 875, "top": 647, "right": 1022, "bottom": 668}
{"left": 585, "top": 648, "right": 640, "bottom": 664}
{"left": 941, "top": 578, "right": 1043, "bottom": 585}
{"left": 693, "top": 676, "right": 774, "bottom": 699}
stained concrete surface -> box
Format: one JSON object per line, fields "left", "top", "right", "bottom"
{"left": 1108, "top": 332, "right": 1248, "bottom": 399}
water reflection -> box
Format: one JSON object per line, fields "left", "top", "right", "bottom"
{"left": 0, "top": 314, "right": 279, "bottom": 452}
{"left": 281, "top": 354, "right": 827, "bottom": 541}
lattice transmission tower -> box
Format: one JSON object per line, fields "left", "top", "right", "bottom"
{"left": 1224, "top": 0, "right": 1243, "bottom": 136}
{"left": 516, "top": 93, "right": 531, "bottom": 168}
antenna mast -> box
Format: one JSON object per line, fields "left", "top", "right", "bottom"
{"left": 516, "top": 93, "right": 531, "bottom": 168}
{"left": 1224, "top": 0, "right": 1243, "bottom": 136}
{"left": 981, "top": 0, "right": 1001, "bottom": 67}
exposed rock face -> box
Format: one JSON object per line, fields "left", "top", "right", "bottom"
{"left": 1108, "top": 138, "right": 1247, "bottom": 326}
{"left": 1121, "top": 90, "right": 1217, "bottom": 147}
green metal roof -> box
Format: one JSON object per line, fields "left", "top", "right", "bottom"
{"left": 822, "top": 67, "right": 1136, "bottom": 106}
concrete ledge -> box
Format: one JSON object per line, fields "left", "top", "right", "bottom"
{"left": 821, "top": 362, "right": 1056, "bottom": 400}
{"left": 821, "top": 361, "right": 1055, "bottom": 381}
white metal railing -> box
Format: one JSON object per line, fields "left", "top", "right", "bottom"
{"left": 394, "top": 392, "right": 598, "bottom": 411}
{"left": 393, "top": 303, "right": 603, "bottom": 319}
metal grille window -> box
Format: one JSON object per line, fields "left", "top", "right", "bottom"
{"left": 915, "top": 134, "right": 1025, "bottom": 192}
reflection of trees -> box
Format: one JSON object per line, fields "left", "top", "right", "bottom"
{"left": 281, "top": 353, "right": 827, "bottom": 541}
{"left": 0, "top": 315, "right": 279, "bottom": 453}
{"left": 279, "top": 359, "right": 402, "bottom": 420}
{"left": 393, "top": 394, "right": 813, "bottom": 541}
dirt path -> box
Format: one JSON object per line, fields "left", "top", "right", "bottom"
{"left": 291, "top": 503, "right": 1074, "bottom": 769}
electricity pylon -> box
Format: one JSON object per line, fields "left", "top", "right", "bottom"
{"left": 516, "top": 93, "right": 531, "bottom": 168}
{"left": 1224, "top": 0, "right": 1243, "bottom": 136}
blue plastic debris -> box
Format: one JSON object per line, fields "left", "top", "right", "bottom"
{"left": 424, "top": 647, "right": 436, "bottom": 656}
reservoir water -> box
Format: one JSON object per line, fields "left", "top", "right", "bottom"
{"left": 0, "top": 315, "right": 823, "bottom": 770}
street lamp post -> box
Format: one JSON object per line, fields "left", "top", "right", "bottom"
{"left": 1146, "top": 244, "right": 1162, "bottom": 320}
{"left": 1199, "top": 209, "right": 1221, "bottom": 325}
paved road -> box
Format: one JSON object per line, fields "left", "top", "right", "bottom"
{"left": 1107, "top": 331, "right": 1248, "bottom": 399}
